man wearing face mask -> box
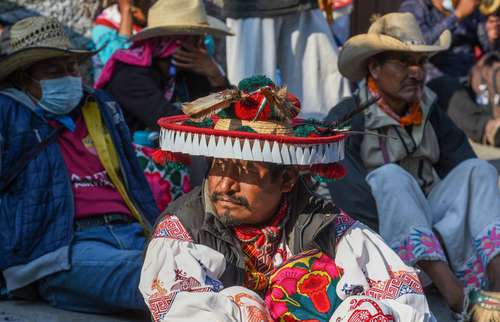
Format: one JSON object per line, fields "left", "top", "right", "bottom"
{"left": 400, "top": 0, "right": 498, "bottom": 79}
{"left": 0, "top": 16, "right": 159, "bottom": 313}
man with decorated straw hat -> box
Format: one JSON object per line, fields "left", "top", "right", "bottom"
{"left": 328, "top": 12, "right": 500, "bottom": 320}
{"left": 0, "top": 16, "right": 159, "bottom": 312}
{"left": 138, "top": 75, "right": 434, "bottom": 321}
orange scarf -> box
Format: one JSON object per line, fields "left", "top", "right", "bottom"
{"left": 367, "top": 77, "right": 423, "bottom": 127}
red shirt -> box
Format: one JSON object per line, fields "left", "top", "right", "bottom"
{"left": 54, "top": 117, "right": 131, "bottom": 219}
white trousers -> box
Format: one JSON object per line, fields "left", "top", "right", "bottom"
{"left": 366, "top": 159, "right": 500, "bottom": 289}
{"left": 226, "top": 9, "right": 351, "bottom": 120}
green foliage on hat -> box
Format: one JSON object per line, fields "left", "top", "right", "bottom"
{"left": 234, "top": 126, "right": 257, "bottom": 133}
{"left": 293, "top": 124, "right": 321, "bottom": 137}
{"left": 183, "top": 118, "right": 214, "bottom": 128}
{"left": 238, "top": 75, "right": 274, "bottom": 92}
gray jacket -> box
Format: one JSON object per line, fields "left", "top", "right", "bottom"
{"left": 327, "top": 84, "right": 476, "bottom": 231}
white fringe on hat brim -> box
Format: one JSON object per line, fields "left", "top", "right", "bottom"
{"left": 160, "top": 128, "right": 346, "bottom": 165}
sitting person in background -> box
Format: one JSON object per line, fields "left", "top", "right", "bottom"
{"left": 0, "top": 16, "right": 158, "bottom": 313}
{"left": 400, "top": 0, "right": 498, "bottom": 80}
{"left": 95, "top": 0, "right": 232, "bottom": 208}
{"left": 91, "top": 0, "right": 153, "bottom": 82}
{"left": 139, "top": 75, "right": 433, "bottom": 322}
{"left": 329, "top": 13, "right": 500, "bottom": 320}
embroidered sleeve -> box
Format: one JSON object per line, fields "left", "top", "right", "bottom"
{"left": 333, "top": 222, "right": 434, "bottom": 321}
{"left": 141, "top": 216, "right": 272, "bottom": 322}
{"left": 153, "top": 214, "right": 193, "bottom": 241}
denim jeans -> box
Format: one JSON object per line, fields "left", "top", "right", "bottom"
{"left": 37, "top": 222, "right": 147, "bottom": 313}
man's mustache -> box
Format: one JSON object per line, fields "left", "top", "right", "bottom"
{"left": 210, "top": 193, "right": 250, "bottom": 209}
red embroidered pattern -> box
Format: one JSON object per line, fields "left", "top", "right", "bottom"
{"left": 364, "top": 270, "right": 423, "bottom": 300}
{"left": 153, "top": 214, "right": 193, "bottom": 242}
{"left": 346, "top": 298, "right": 394, "bottom": 322}
{"left": 148, "top": 270, "right": 211, "bottom": 322}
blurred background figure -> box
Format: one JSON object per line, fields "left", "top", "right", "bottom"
{"left": 401, "top": 0, "right": 500, "bottom": 146}
{"left": 91, "top": 0, "right": 154, "bottom": 82}
{"left": 222, "top": 0, "right": 351, "bottom": 120}
{"left": 95, "top": 0, "right": 232, "bottom": 210}
{"left": 400, "top": 0, "right": 499, "bottom": 80}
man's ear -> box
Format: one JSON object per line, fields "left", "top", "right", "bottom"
{"left": 281, "top": 167, "right": 299, "bottom": 193}
{"left": 367, "top": 58, "right": 381, "bottom": 80}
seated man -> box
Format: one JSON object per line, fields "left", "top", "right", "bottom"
{"left": 139, "top": 76, "right": 433, "bottom": 321}
{"left": 329, "top": 12, "right": 500, "bottom": 319}
{"left": 0, "top": 16, "right": 158, "bottom": 313}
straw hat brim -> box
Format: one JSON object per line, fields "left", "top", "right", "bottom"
{"left": 480, "top": 0, "right": 500, "bottom": 15}
{"left": 130, "top": 15, "right": 233, "bottom": 42}
{"left": 338, "top": 30, "right": 452, "bottom": 82}
{"left": 0, "top": 47, "right": 96, "bottom": 82}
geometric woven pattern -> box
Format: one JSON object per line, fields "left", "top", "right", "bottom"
{"left": 364, "top": 270, "right": 423, "bottom": 300}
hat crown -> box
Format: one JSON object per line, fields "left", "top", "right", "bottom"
{"left": 368, "top": 13, "right": 426, "bottom": 46}
{"left": 9, "top": 16, "right": 71, "bottom": 53}
{"left": 147, "top": 0, "right": 209, "bottom": 29}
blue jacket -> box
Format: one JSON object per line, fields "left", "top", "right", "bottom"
{"left": 0, "top": 88, "right": 159, "bottom": 291}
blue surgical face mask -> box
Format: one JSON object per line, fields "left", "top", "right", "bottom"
{"left": 35, "top": 76, "right": 83, "bottom": 115}
{"left": 442, "top": 0, "right": 455, "bottom": 12}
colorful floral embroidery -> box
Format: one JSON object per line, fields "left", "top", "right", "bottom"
{"left": 364, "top": 270, "right": 423, "bottom": 300}
{"left": 456, "top": 255, "right": 486, "bottom": 289}
{"left": 265, "top": 250, "right": 343, "bottom": 322}
{"left": 475, "top": 222, "right": 500, "bottom": 268}
{"left": 134, "top": 144, "right": 190, "bottom": 212}
{"left": 153, "top": 214, "right": 193, "bottom": 242}
{"left": 334, "top": 210, "right": 356, "bottom": 242}
{"left": 391, "top": 228, "right": 446, "bottom": 265}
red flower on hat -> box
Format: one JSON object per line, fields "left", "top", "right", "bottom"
{"left": 234, "top": 92, "right": 271, "bottom": 121}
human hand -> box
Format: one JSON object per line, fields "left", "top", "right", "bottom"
{"left": 118, "top": 0, "right": 133, "bottom": 14}
{"left": 487, "top": 15, "right": 500, "bottom": 44}
{"left": 455, "top": 0, "right": 480, "bottom": 20}
{"left": 173, "top": 39, "right": 226, "bottom": 88}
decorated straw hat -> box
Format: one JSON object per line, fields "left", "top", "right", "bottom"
{"left": 0, "top": 16, "right": 95, "bottom": 82}
{"left": 338, "top": 12, "right": 452, "bottom": 82}
{"left": 154, "top": 76, "right": 348, "bottom": 181}
{"left": 130, "top": 0, "right": 233, "bottom": 42}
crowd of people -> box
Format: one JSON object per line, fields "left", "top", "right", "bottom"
{"left": 0, "top": 0, "right": 499, "bottom": 321}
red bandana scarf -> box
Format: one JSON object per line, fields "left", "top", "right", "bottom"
{"left": 233, "top": 201, "right": 289, "bottom": 293}
{"left": 367, "top": 76, "right": 423, "bottom": 127}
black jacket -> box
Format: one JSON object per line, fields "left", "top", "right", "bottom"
{"left": 326, "top": 96, "right": 476, "bottom": 231}
{"left": 157, "top": 179, "right": 340, "bottom": 288}
{"left": 222, "top": 0, "right": 318, "bottom": 19}
{"left": 105, "top": 60, "right": 228, "bottom": 133}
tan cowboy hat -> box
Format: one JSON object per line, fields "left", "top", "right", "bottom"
{"left": 338, "top": 12, "right": 452, "bottom": 82}
{"left": 480, "top": 0, "right": 500, "bottom": 15}
{"left": 0, "top": 16, "right": 95, "bottom": 82}
{"left": 130, "top": 0, "right": 233, "bottom": 42}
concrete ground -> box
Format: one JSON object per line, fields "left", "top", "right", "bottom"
{"left": 0, "top": 143, "right": 498, "bottom": 322}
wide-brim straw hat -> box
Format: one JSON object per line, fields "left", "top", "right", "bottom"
{"left": 130, "top": 0, "right": 233, "bottom": 42}
{"left": 0, "top": 16, "right": 95, "bottom": 82}
{"left": 338, "top": 12, "right": 452, "bottom": 82}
